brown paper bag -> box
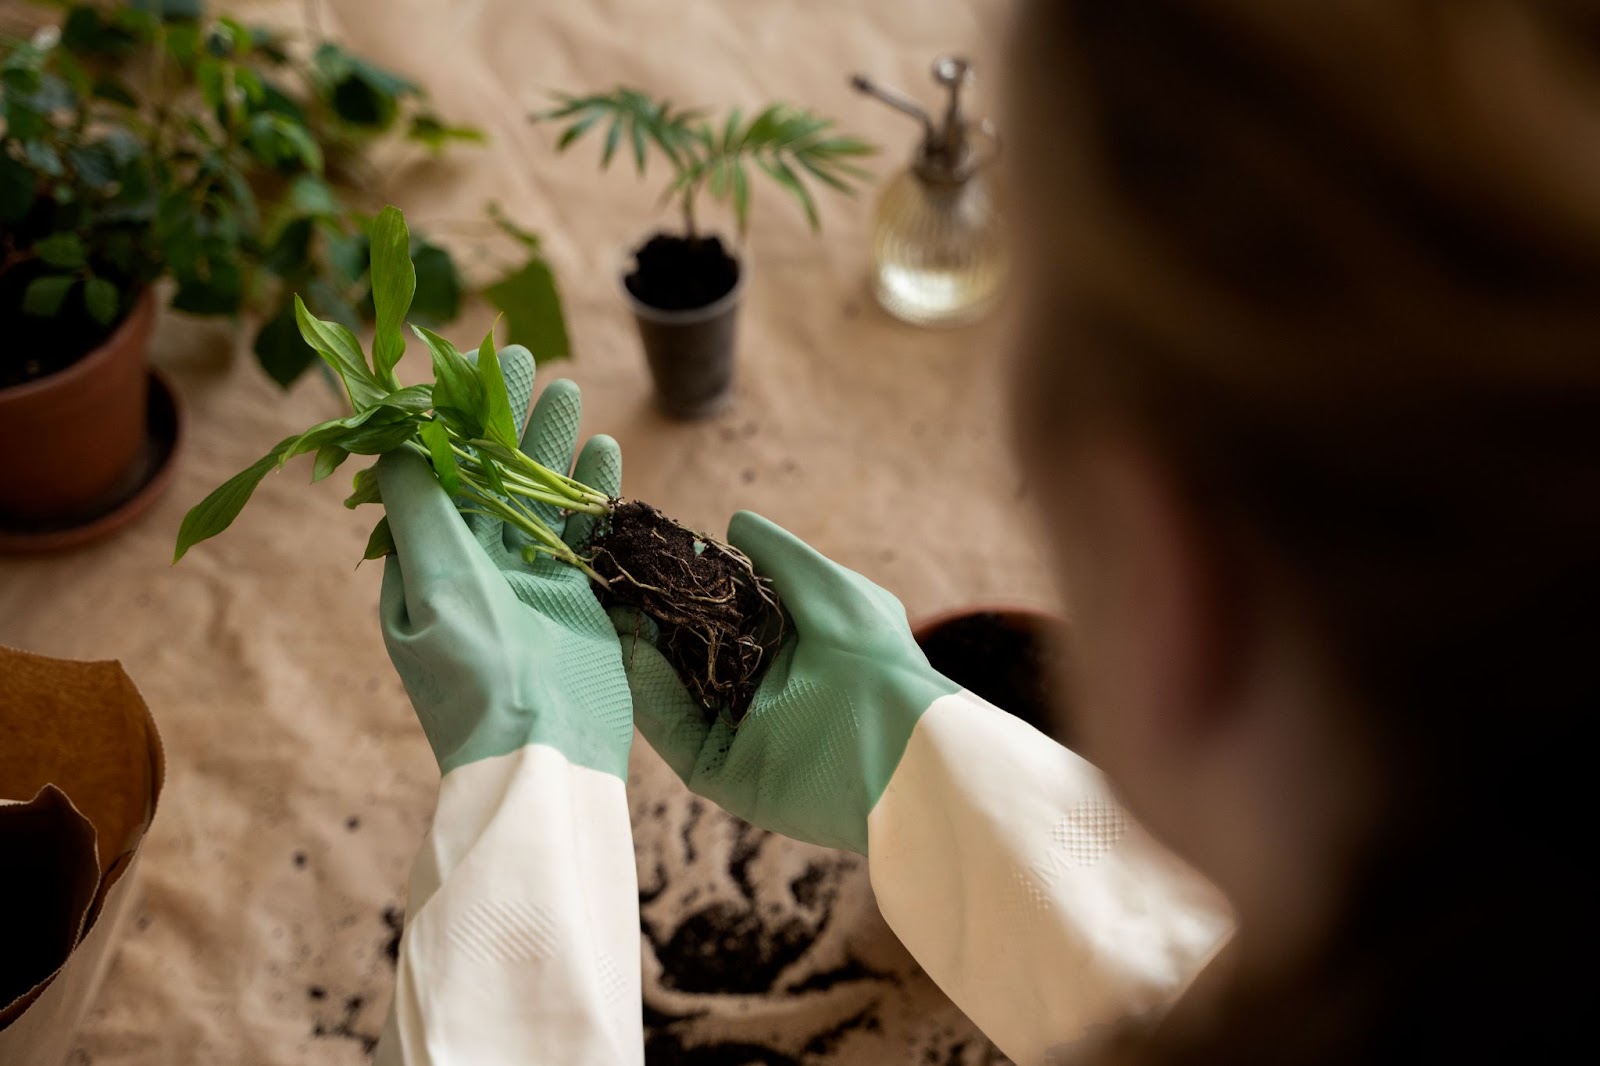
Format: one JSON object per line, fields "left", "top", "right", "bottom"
{"left": 0, "top": 646, "right": 165, "bottom": 1065}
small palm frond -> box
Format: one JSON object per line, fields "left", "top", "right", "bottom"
{"left": 537, "top": 91, "right": 875, "bottom": 237}
{"left": 685, "top": 104, "right": 875, "bottom": 236}
{"left": 536, "top": 88, "right": 702, "bottom": 174}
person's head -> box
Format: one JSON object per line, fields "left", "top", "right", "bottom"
{"left": 1006, "top": 0, "right": 1598, "bottom": 1049}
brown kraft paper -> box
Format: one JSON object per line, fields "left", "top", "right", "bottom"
{"left": 0, "top": 646, "right": 165, "bottom": 1065}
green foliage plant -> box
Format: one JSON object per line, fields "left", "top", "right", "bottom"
{"left": 173, "top": 204, "right": 607, "bottom": 577}
{"left": 174, "top": 206, "right": 790, "bottom": 719}
{"left": 1, "top": 1, "right": 566, "bottom": 391}
{"left": 536, "top": 88, "right": 874, "bottom": 240}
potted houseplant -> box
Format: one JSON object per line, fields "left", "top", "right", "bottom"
{"left": 1, "top": 2, "right": 568, "bottom": 543}
{"left": 537, "top": 89, "right": 873, "bottom": 419}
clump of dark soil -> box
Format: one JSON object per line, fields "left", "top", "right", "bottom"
{"left": 917, "top": 611, "right": 1066, "bottom": 735}
{"left": 625, "top": 233, "right": 741, "bottom": 311}
{"left": 590, "top": 501, "right": 784, "bottom": 723}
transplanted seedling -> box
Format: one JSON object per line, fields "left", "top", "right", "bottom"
{"left": 174, "top": 205, "right": 783, "bottom": 720}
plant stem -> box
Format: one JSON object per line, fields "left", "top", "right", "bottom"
{"left": 457, "top": 481, "right": 608, "bottom": 584}
{"left": 448, "top": 444, "right": 610, "bottom": 513}
{"left": 458, "top": 481, "right": 564, "bottom": 553}
{"left": 479, "top": 442, "right": 612, "bottom": 507}
{"left": 682, "top": 184, "right": 698, "bottom": 241}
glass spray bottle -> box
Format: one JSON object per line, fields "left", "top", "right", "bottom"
{"left": 852, "top": 56, "right": 1005, "bottom": 327}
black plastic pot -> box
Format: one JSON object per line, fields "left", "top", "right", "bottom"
{"left": 621, "top": 238, "right": 746, "bottom": 420}
{"left": 913, "top": 606, "right": 1068, "bottom": 737}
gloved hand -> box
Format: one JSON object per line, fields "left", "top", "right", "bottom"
{"left": 377, "top": 347, "right": 631, "bottom": 778}
{"left": 614, "top": 511, "right": 957, "bottom": 853}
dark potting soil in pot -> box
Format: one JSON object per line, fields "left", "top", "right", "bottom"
{"left": 626, "top": 234, "right": 740, "bottom": 311}
{"left": 1, "top": 296, "right": 124, "bottom": 389}
{"left": 919, "top": 611, "right": 1065, "bottom": 735}
{"left": 590, "top": 500, "right": 785, "bottom": 723}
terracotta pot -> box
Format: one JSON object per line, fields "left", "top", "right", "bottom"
{"left": 0, "top": 291, "right": 155, "bottom": 524}
{"left": 621, "top": 257, "right": 746, "bottom": 421}
{"left": 913, "top": 605, "right": 1068, "bottom": 736}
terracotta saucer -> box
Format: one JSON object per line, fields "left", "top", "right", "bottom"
{"left": 0, "top": 371, "right": 183, "bottom": 554}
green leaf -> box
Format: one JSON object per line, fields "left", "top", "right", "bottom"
{"left": 419, "top": 418, "right": 459, "bottom": 495}
{"left": 759, "top": 155, "right": 820, "bottom": 231}
{"left": 60, "top": 7, "right": 126, "bottom": 57}
{"left": 368, "top": 205, "right": 414, "bottom": 386}
{"left": 476, "top": 445, "right": 511, "bottom": 498}
{"left": 253, "top": 300, "right": 318, "bottom": 388}
{"left": 326, "top": 229, "right": 370, "bottom": 285}
{"left": 374, "top": 384, "right": 435, "bottom": 415}
{"left": 476, "top": 326, "right": 518, "bottom": 449}
{"left": 173, "top": 438, "right": 293, "bottom": 562}
{"left": 170, "top": 260, "right": 244, "bottom": 315}
{"left": 2, "top": 69, "right": 39, "bottom": 97}
{"left": 316, "top": 47, "right": 416, "bottom": 129}
{"left": 305, "top": 278, "right": 363, "bottom": 332}
{"left": 278, "top": 410, "right": 386, "bottom": 468}
{"left": 312, "top": 444, "right": 349, "bottom": 483}
{"left": 601, "top": 114, "right": 623, "bottom": 167}
{"left": 289, "top": 174, "right": 340, "bottom": 217}
{"left": 630, "top": 113, "right": 648, "bottom": 174}
{"left": 66, "top": 143, "right": 119, "bottom": 189}
{"left": 36, "top": 232, "right": 86, "bottom": 269}
{"left": 263, "top": 217, "right": 313, "bottom": 277}
{"left": 338, "top": 420, "right": 419, "bottom": 455}
{"left": 483, "top": 258, "right": 570, "bottom": 365}
{"left": 407, "top": 113, "right": 486, "bottom": 153}
{"left": 273, "top": 390, "right": 426, "bottom": 455}
{"left": 293, "top": 294, "right": 386, "bottom": 410}
{"left": 345, "top": 466, "right": 382, "bottom": 508}
{"left": 4, "top": 100, "right": 47, "bottom": 145}
{"left": 0, "top": 153, "right": 36, "bottom": 224}
{"left": 22, "top": 275, "right": 76, "bottom": 317}
{"left": 407, "top": 240, "right": 460, "bottom": 325}
{"left": 556, "top": 110, "right": 602, "bottom": 150}
{"left": 195, "top": 57, "right": 226, "bottom": 112}
{"left": 84, "top": 277, "right": 119, "bottom": 326}
{"left": 91, "top": 77, "right": 139, "bottom": 107}
{"left": 272, "top": 116, "right": 324, "bottom": 172}
{"left": 412, "top": 325, "right": 485, "bottom": 437}
{"left": 793, "top": 153, "right": 855, "bottom": 193}
{"left": 248, "top": 25, "right": 291, "bottom": 64}
{"left": 164, "top": 22, "right": 200, "bottom": 62}
{"left": 486, "top": 202, "right": 541, "bottom": 250}
{"left": 134, "top": 0, "right": 203, "bottom": 20}
{"left": 363, "top": 515, "right": 395, "bottom": 561}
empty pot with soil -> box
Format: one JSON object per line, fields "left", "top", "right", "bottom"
{"left": 914, "top": 607, "right": 1068, "bottom": 738}
{"left": 622, "top": 234, "right": 746, "bottom": 420}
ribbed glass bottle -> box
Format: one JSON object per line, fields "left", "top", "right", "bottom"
{"left": 870, "top": 170, "right": 1006, "bottom": 327}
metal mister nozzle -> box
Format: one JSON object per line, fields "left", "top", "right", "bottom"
{"left": 849, "top": 74, "right": 937, "bottom": 142}
{"left": 850, "top": 56, "right": 980, "bottom": 183}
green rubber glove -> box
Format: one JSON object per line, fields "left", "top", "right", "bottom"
{"left": 377, "top": 347, "right": 631, "bottom": 779}
{"left": 614, "top": 511, "right": 958, "bottom": 853}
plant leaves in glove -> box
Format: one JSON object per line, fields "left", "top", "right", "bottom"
{"left": 173, "top": 204, "right": 782, "bottom": 723}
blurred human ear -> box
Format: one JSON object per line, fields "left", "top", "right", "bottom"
{"left": 1046, "top": 436, "right": 1245, "bottom": 808}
